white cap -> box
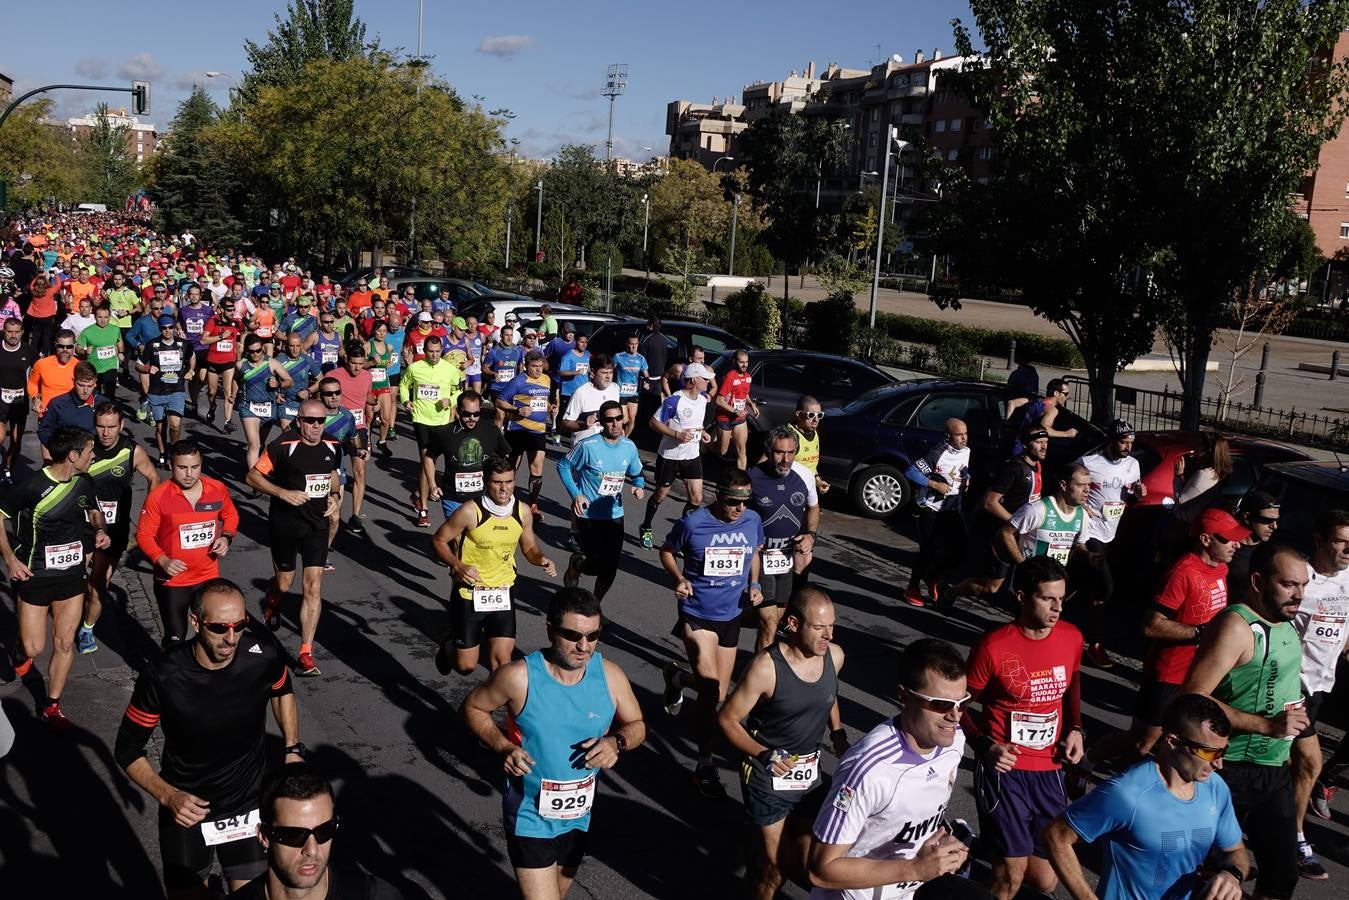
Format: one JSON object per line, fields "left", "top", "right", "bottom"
{"left": 417, "top": 311, "right": 433, "bottom": 322}
{"left": 683, "top": 362, "right": 711, "bottom": 381}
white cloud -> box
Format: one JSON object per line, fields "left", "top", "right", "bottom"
{"left": 477, "top": 35, "right": 533, "bottom": 59}
{"left": 74, "top": 57, "right": 109, "bottom": 79}
{"left": 117, "top": 52, "right": 165, "bottom": 81}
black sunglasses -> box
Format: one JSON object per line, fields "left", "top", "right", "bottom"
{"left": 200, "top": 615, "right": 249, "bottom": 635}
{"left": 600, "top": 416, "right": 624, "bottom": 424}
{"left": 553, "top": 625, "right": 602, "bottom": 643}
{"left": 265, "top": 817, "right": 340, "bottom": 848}
{"left": 459, "top": 410, "right": 482, "bottom": 417}
{"left": 319, "top": 390, "right": 342, "bottom": 398}
{"left": 298, "top": 416, "right": 327, "bottom": 425}
{"left": 56, "top": 343, "right": 76, "bottom": 350}
{"left": 1249, "top": 513, "right": 1279, "bottom": 525}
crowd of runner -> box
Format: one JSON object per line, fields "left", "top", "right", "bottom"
{"left": 0, "top": 211, "right": 1346, "bottom": 900}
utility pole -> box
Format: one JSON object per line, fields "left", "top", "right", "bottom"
{"left": 408, "top": 0, "right": 424, "bottom": 266}
{"left": 868, "top": 127, "right": 896, "bottom": 330}
{"left": 505, "top": 205, "right": 512, "bottom": 269}
{"left": 534, "top": 180, "right": 544, "bottom": 259}
{"left": 601, "top": 64, "right": 628, "bottom": 164}
{"left": 641, "top": 192, "right": 651, "bottom": 282}
{"left": 729, "top": 194, "right": 740, "bottom": 277}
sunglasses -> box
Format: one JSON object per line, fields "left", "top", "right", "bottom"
{"left": 601, "top": 416, "right": 625, "bottom": 424}
{"left": 721, "top": 496, "right": 750, "bottom": 507}
{"left": 1210, "top": 533, "right": 1233, "bottom": 545}
{"left": 1177, "top": 737, "right": 1225, "bottom": 763}
{"left": 553, "top": 625, "right": 602, "bottom": 643}
{"left": 199, "top": 615, "right": 249, "bottom": 635}
{"left": 56, "top": 344, "right": 76, "bottom": 350}
{"left": 800, "top": 411, "right": 824, "bottom": 420}
{"left": 459, "top": 410, "right": 482, "bottom": 418}
{"left": 319, "top": 391, "right": 342, "bottom": 398}
{"left": 1249, "top": 513, "right": 1279, "bottom": 525}
{"left": 904, "top": 687, "right": 973, "bottom": 714}
{"left": 265, "top": 818, "right": 340, "bottom": 848}
{"left": 298, "top": 416, "right": 327, "bottom": 425}
{"left": 321, "top": 320, "right": 335, "bottom": 325}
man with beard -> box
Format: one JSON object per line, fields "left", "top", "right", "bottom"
{"left": 435, "top": 391, "right": 509, "bottom": 519}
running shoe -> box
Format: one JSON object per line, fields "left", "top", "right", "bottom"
{"left": 207, "top": 402, "right": 218, "bottom": 427}
{"left": 1086, "top": 643, "right": 1114, "bottom": 669}
{"left": 563, "top": 552, "right": 584, "bottom": 588}
{"left": 640, "top": 528, "right": 653, "bottom": 550}
{"left": 1298, "top": 840, "right": 1329, "bottom": 880}
{"left": 378, "top": 440, "right": 392, "bottom": 459}
{"left": 323, "top": 560, "right": 336, "bottom": 572}
{"left": 661, "top": 662, "right": 684, "bottom": 716}
{"left": 347, "top": 515, "right": 366, "bottom": 537}
{"left": 262, "top": 594, "right": 282, "bottom": 631}
{"left": 903, "top": 586, "right": 926, "bottom": 607}
{"left": 296, "top": 652, "right": 322, "bottom": 677}
{"left": 416, "top": 509, "right": 430, "bottom": 528}
{"left": 76, "top": 624, "right": 98, "bottom": 655}
{"left": 434, "top": 634, "right": 453, "bottom": 677}
{"left": 1310, "top": 780, "right": 1337, "bottom": 821}
{"left": 691, "top": 765, "right": 726, "bottom": 799}
{"left": 567, "top": 531, "right": 582, "bottom": 554}
{"left": 157, "top": 454, "right": 168, "bottom": 470}
{"left": 223, "top": 420, "right": 237, "bottom": 434}
{"left": 42, "top": 701, "right": 72, "bottom": 732}
{"left": 387, "top": 430, "right": 399, "bottom": 442}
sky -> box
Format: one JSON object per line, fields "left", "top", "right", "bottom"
{"left": 3, "top": 0, "right": 974, "bottom": 161}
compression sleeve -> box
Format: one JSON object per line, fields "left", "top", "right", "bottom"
{"left": 627, "top": 446, "right": 645, "bottom": 490}
{"left": 114, "top": 668, "right": 162, "bottom": 770}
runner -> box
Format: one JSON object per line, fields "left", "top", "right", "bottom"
{"left": 327, "top": 344, "right": 375, "bottom": 534}
{"left": 281, "top": 295, "right": 319, "bottom": 351}
{"left": 1007, "top": 379, "right": 1078, "bottom": 452}
{"left": 399, "top": 334, "right": 464, "bottom": 527}
{"left": 25, "top": 327, "right": 78, "bottom": 417}
{"left": 1290, "top": 509, "right": 1349, "bottom": 879}
{"left": 461, "top": 314, "right": 486, "bottom": 393}
{"left": 1044, "top": 693, "right": 1247, "bottom": 900}
{"left": 75, "top": 303, "right": 123, "bottom": 400}
{"left": 1074, "top": 418, "right": 1145, "bottom": 668}
{"left": 639, "top": 362, "right": 714, "bottom": 550}
{"left": 139, "top": 315, "right": 193, "bottom": 468}
{"left": 435, "top": 390, "right": 509, "bottom": 520}
{"left": 963, "top": 556, "right": 1083, "bottom": 900}
{"left": 233, "top": 335, "right": 294, "bottom": 472}
{"left": 1180, "top": 542, "right": 1310, "bottom": 900}
{"left": 178, "top": 284, "right": 214, "bottom": 416}
{"left": 747, "top": 425, "right": 820, "bottom": 651}
{"left": 462, "top": 586, "right": 645, "bottom": 900}
{"left": 999, "top": 463, "right": 1090, "bottom": 571}
{"left": 432, "top": 455, "right": 556, "bottom": 675}
{"left": 542, "top": 324, "right": 574, "bottom": 442}
{"left": 561, "top": 353, "right": 620, "bottom": 443}
{"left": 200, "top": 296, "right": 245, "bottom": 432}
{"left": 715, "top": 349, "right": 759, "bottom": 471}
{"left": 496, "top": 350, "right": 553, "bottom": 518}
{"left": 247, "top": 399, "right": 343, "bottom": 677}
{"left": 659, "top": 468, "right": 764, "bottom": 797}
{"left": 274, "top": 332, "right": 318, "bottom": 431}
{"left": 37, "top": 361, "right": 104, "bottom": 460}
{"left": 80, "top": 402, "right": 160, "bottom": 654}
{"left": 719, "top": 586, "right": 849, "bottom": 900}
{"left": 114, "top": 578, "right": 305, "bottom": 899}
{"left": 904, "top": 417, "right": 970, "bottom": 608}
{"left": 0, "top": 426, "right": 110, "bottom": 730}
{"left": 807, "top": 638, "right": 972, "bottom": 899}
{"left": 788, "top": 395, "right": 830, "bottom": 495}
{"left": 557, "top": 400, "right": 645, "bottom": 601}
{"left": 309, "top": 310, "right": 343, "bottom": 375}
{"left": 612, "top": 333, "right": 649, "bottom": 437}
{"left": 1226, "top": 490, "right": 1281, "bottom": 597}
{"left": 366, "top": 320, "right": 397, "bottom": 455}
{"left": 483, "top": 323, "right": 524, "bottom": 429}
{"left": 0, "top": 317, "right": 36, "bottom": 485}
{"left": 556, "top": 332, "right": 591, "bottom": 439}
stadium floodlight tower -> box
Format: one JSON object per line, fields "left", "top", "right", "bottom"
{"left": 602, "top": 63, "right": 628, "bottom": 164}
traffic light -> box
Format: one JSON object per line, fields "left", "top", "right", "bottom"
{"left": 132, "top": 81, "right": 150, "bottom": 116}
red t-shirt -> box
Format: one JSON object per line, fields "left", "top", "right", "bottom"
{"left": 407, "top": 325, "right": 448, "bottom": 361}
{"left": 966, "top": 620, "right": 1083, "bottom": 771}
{"left": 347, "top": 289, "right": 373, "bottom": 314}
{"left": 134, "top": 476, "right": 241, "bottom": 587}
{"left": 280, "top": 274, "right": 301, "bottom": 294}
{"left": 329, "top": 367, "right": 374, "bottom": 428}
{"left": 1144, "top": 552, "right": 1230, "bottom": 683}
{"left": 203, "top": 316, "right": 245, "bottom": 365}
{"left": 716, "top": 370, "right": 753, "bottom": 422}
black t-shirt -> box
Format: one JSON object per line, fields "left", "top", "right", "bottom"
{"left": 233, "top": 868, "right": 404, "bottom": 899}
{"left": 0, "top": 340, "right": 36, "bottom": 395}
{"left": 0, "top": 468, "right": 97, "bottom": 580}
{"left": 638, "top": 331, "right": 668, "bottom": 391}
{"left": 142, "top": 337, "right": 190, "bottom": 395}
{"left": 256, "top": 435, "right": 341, "bottom": 527}
{"left": 113, "top": 625, "right": 293, "bottom": 813}
{"left": 983, "top": 457, "right": 1042, "bottom": 525}
{"left": 89, "top": 433, "right": 137, "bottom": 530}
{"left": 438, "top": 419, "right": 509, "bottom": 503}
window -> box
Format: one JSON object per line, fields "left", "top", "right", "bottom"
{"left": 1340, "top": 223, "right": 1349, "bottom": 240}
{"left": 757, "top": 362, "right": 810, "bottom": 395}
{"left": 867, "top": 156, "right": 875, "bottom": 170}
{"left": 934, "top": 120, "right": 946, "bottom": 133}
{"left": 947, "top": 148, "right": 959, "bottom": 161}
{"left": 913, "top": 394, "right": 987, "bottom": 431}
{"left": 885, "top": 396, "right": 923, "bottom": 424}
{"left": 978, "top": 147, "right": 993, "bottom": 160}
{"left": 868, "top": 133, "right": 877, "bottom": 147}
{"left": 982, "top": 118, "right": 993, "bottom": 129}
{"left": 950, "top": 118, "right": 962, "bottom": 132}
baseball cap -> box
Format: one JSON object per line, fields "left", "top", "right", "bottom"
{"left": 562, "top": 322, "right": 576, "bottom": 333}
{"left": 504, "top": 312, "right": 520, "bottom": 322}
{"left": 157, "top": 314, "right": 176, "bottom": 327}
{"left": 1193, "top": 508, "right": 1251, "bottom": 543}
{"left": 270, "top": 281, "right": 281, "bottom": 290}
{"left": 451, "top": 316, "right": 467, "bottom": 330}
{"left": 683, "top": 362, "right": 712, "bottom": 381}
{"left": 297, "top": 296, "right": 312, "bottom": 307}
{"left": 418, "top": 311, "right": 433, "bottom": 323}
{"left": 1107, "top": 418, "right": 1135, "bottom": 439}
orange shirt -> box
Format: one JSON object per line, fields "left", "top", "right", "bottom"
{"left": 348, "top": 290, "right": 374, "bottom": 313}
{"left": 69, "top": 280, "right": 97, "bottom": 306}
{"left": 27, "top": 355, "right": 77, "bottom": 413}
{"left": 136, "top": 476, "right": 240, "bottom": 587}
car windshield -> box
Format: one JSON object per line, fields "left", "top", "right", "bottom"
{"left": 842, "top": 384, "right": 902, "bottom": 413}
{"left": 472, "top": 283, "right": 491, "bottom": 295}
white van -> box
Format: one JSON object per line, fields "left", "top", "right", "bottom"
{"left": 75, "top": 203, "right": 108, "bottom": 213}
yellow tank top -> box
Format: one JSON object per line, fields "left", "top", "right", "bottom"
{"left": 789, "top": 424, "right": 820, "bottom": 474}
{"left": 456, "top": 499, "right": 524, "bottom": 598}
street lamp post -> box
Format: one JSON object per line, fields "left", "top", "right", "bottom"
{"left": 534, "top": 180, "right": 544, "bottom": 259}
{"left": 868, "top": 128, "right": 898, "bottom": 330}
{"left": 641, "top": 192, "right": 650, "bottom": 282}
{"left": 505, "top": 205, "right": 512, "bottom": 269}
{"left": 712, "top": 155, "right": 736, "bottom": 174}
{"left": 729, "top": 193, "right": 740, "bottom": 277}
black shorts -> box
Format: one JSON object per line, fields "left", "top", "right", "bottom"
{"left": 1067, "top": 538, "right": 1114, "bottom": 604}
{"left": 507, "top": 429, "right": 546, "bottom": 456}
{"left": 974, "top": 761, "right": 1068, "bottom": 859}
{"left": 673, "top": 612, "right": 741, "bottom": 648}
{"left": 506, "top": 828, "right": 587, "bottom": 871}
{"left": 414, "top": 422, "right": 448, "bottom": 455}
{"left": 655, "top": 454, "right": 703, "bottom": 487}
{"left": 1297, "top": 691, "right": 1330, "bottom": 740}
{"left": 159, "top": 805, "right": 266, "bottom": 891}
{"left": 740, "top": 770, "right": 830, "bottom": 828}
{"left": 15, "top": 573, "right": 86, "bottom": 607}
{"left": 193, "top": 348, "right": 210, "bottom": 370}
{"left": 577, "top": 518, "right": 624, "bottom": 579}
{"left": 269, "top": 514, "right": 328, "bottom": 572}
{"left": 447, "top": 582, "right": 517, "bottom": 648}
{"left": 1223, "top": 761, "right": 1298, "bottom": 899}
{"left": 203, "top": 359, "right": 232, "bottom": 375}
{"left": 1134, "top": 677, "right": 1183, "bottom": 727}
{"left": 760, "top": 568, "right": 795, "bottom": 607}
{"left": 0, "top": 399, "right": 27, "bottom": 425}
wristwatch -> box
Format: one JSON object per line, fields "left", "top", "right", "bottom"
{"left": 1219, "top": 862, "right": 1243, "bottom": 882}
{"left": 284, "top": 741, "right": 308, "bottom": 759}
{"left": 611, "top": 733, "right": 628, "bottom": 755}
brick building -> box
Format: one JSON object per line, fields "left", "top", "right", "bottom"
{"left": 65, "top": 108, "right": 158, "bottom": 166}
{"left": 1297, "top": 31, "right": 1349, "bottom": 300}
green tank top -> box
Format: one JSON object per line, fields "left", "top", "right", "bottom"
{"left": 1214, "top": 604, "right": 1302, "bottom": 766}
{"left": 1031, "top": 497, "right": 1085, "bottom": 564}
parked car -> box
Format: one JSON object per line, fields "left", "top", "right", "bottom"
{"left": 336, "top": 265, "right": 430, "bottom": 288}
{"left": 458, "top": 298, "right": 591, "bottom": 324}
{"left": 386, "top": 277, "right": 493, "bottom": 308}
{"left": 1258, "top": 460, "right": 1349, "bottom": 548}
{"left": 1126, "top": 431, "right": 1310, "bottom": 508}
{"left": 816, "top": 379, "right": 1102, "bottom": 518}
{"left": 710, "top": 349, "right": 895, "bottom": 432}
{"left": 587, "top": 319, "right": 752, "bottom": 363}
{"left": 520, "top": 312, "right": 630, "bottom": 339}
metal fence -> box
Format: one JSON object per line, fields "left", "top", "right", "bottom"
{"left": 1062, "top": 376, "right": 1349, "bottom": 450}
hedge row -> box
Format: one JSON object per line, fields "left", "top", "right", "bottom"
{"left": 867, "top": 311, "right": 1083, "bottom": 368}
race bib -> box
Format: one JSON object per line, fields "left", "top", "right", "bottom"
{"left": 369, "top": 367, "right": 386, "bottom": 383}
{"left": 495, "top": 367, "right": 515, "bottom": 383}
{"left": 1309, "top": 614, "right": 1347, "bottom": 648}
{"left": 178, "top": 520, "right": 216, "bottom": 550}
{"left": 771, "top": 751, "right": 820, "bottom": 792}
{"left": 703, "top": 547, "right": 745, "bottom": 577}
{"left": 185, "top": 318, "right": 204, "bottom": 334}
{"left": 1047, "top": 544, "right": 1072, "bottom": 564}
{"left": 619, "top": 382, "right": 637, "bottom": 398}
{"left": 416, "top": 384, "right": 441, "bottom": 401}
{"left": 248, "top": 402, "right": 273, "bottom": 418}
{"left": 528, "top": 396, "right": 549, "bottom": 413}
{"left": 158, "top": 349, "right": 182, "bottom": 370}
{"left": 538, "top": 774, "right": 595, "bottom": 821}
{"left": 1102, "top": 501, "right": 1126, "bottom": 520}
{"left": 215, "top": 339, "right": 233, "bottom": 354}
{"left": 1, "top": 388, "right": 22, "bottom": 403}
{"left": 352, "top": 408, "right": 365, "bottom": 427}
{"left": 95, "top": 345, "right": 116, "bottom": 360}
{"left": 598, "top": 473, "right": 625, "bottom": 497}
{"left": 762, "top": 548, "right": 792, "bottom": 575}
{"left": 732, "top": 398, "right": 746, "bottom": 414}
{"left": 472, "top": 586, "right": 510, "bottom": 613}
{"left": 44, "top": 541, "right": 84, "bottom": 570}
{"left": 1010, "top": 710, "right": 1059, "bottom": 750}
{"left": 200, "top": 809, "right": 260, "bottom": 847}
{"left": 98, "top": 499, "right": 118, "bottom": 525}
{"left": 255, "top": 326, "right": 274, "bottom": 338}
{"left": 575, "top": 362, "right": 589, "bottom": 376}
{"left": 455, "top": 471, "right": 484, "bottom": 493}
{"left": 304, "top": 473, "right": 332, "bottom": 499}
{"left": 322, "top": 349, "right": 338, "bottom": 364}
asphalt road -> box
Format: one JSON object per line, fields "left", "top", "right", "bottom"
{"left": 1, "top": 405, "right": 1347, "bottom": 899}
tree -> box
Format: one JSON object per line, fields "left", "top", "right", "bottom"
{"left": 647, "top": 158, "right": 731, "bottom": 261}
{"left": 77, "top": 104, "right": 140, "bottom": 207}
{"left": 238, "top": 0, "right": 374, "bottom": 106}
{"left": 147, "top": 87, "right": 246, "bottom": 247}
{"left": 0, "top": 99, "right": 85, "bottom": 210}
{"left": 1148, "top": 0, "right": 1349, "bottom": 428}
{"left": 540, "top": 145, "right": 641, "bottom": 275}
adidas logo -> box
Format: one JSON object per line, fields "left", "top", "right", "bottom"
{"left": 926, "top": 766, "right": 939, "bottom": 782}
{"left": 248, "top": 644, "right": 262, "bottom": 654}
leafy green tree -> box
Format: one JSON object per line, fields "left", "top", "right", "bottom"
{"left": 147, "top": 87, "right": 245, "bottom": 247}
{"left": 648, "top": 158, "right": 731, "bottom": 258}
{"left": 0, "top": 99, "right": 85, "bottom": 210}
{"left": 540, "top": 145, "right": 642, "bottom": 276}
{"left": 238, "top": 0, "right": 374, "bottom": 106}
{"left": 77, "top": 104, "right": 140, "bottom": 207}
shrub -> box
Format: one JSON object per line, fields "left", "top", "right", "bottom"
{"left": 721, "top": 282, "right": 782, "bottom": 348}
{"left": 935, "top": 338, "right": 980, "bottom": 378}
{"left": 867, "top": 311, "right": 1083, "bottom": 368}
{"left": 589, "top": 242, "right": 625, "bottom": 278}
{"left": 803, "top": 290, "right": 862, "bottom": 355}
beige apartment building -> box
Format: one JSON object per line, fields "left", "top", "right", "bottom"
{"left": 66, "top": 108, "right": 159, "bottom": 166}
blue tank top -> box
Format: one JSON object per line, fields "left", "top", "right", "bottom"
{"left": 239, "top": 360, "right": 276, "bottom": 404}
{"left": 503, "top": 650, "right": 614, "bottom": 838}
{"left": 279, "top": 355, "right": 314, "bottom": 402}
{"left": 311, "top": 332, "right": 342, "bottom": 373}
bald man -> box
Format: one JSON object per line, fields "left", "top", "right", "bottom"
{"left": 903, "top": 417, "right": 971, "bottom": 608}
{"left": 719, "top": 587, "right": 849, "bottom": 900}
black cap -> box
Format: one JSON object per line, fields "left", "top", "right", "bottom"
{"left": 1107, "top": 418, "right": 1135, "bottom": 438}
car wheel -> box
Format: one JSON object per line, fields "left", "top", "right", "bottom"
{"left": 849, "top": 465, "right": 910, "bottom": 518}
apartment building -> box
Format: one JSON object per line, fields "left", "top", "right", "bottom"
{"left": 66, "top": 108, "right": 158, "bottom": 166}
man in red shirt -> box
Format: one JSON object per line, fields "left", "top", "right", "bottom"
{"left": 200, "top": 297, "right": 245, "bottom": 434}
{"left": 279, "top": 268, "right": 302, "bottom": 298}
{"left": 715, "top": 349, "right": 759, "bottom": 470}
{"left": 963, "top": 555, "right": 1084, "bottom": 900}
{"left": 403, "top": 312, "right": 448, "bottom": 364}
{"left": 347, "top": 284, "right": 373, "bottom": 315}
{"left": 135, "top": 440, "right": 240, "bottom": 647}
